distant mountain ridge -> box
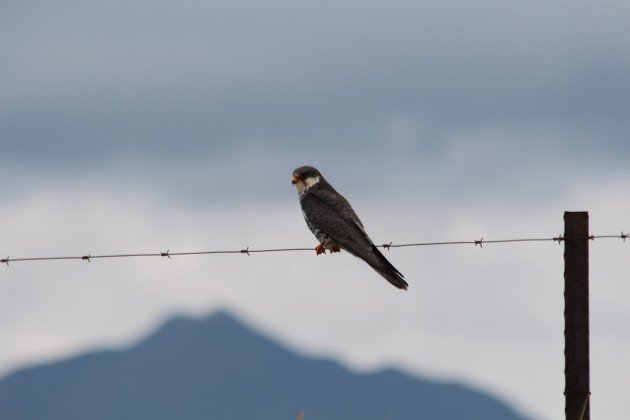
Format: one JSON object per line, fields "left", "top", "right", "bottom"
{"left": 0, "top": 311, "right": 526, "bottom": 420}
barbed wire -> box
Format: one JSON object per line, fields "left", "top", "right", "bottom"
{"left": 1, "top": 232, "right": 627, "bottom": 266}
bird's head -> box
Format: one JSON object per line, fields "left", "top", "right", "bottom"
{"left": 292, "top": 166, "right": 322, "bottom": 194}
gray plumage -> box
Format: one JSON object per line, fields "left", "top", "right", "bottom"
{"left": 292, "top": 166, "right": 408, "bottom": 290}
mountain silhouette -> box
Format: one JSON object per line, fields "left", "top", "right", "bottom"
{"left": 0, "top": 311, "right": 525, "bottom": 419}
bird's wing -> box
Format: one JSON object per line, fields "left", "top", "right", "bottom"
{"left": 303, "top": 188, "right": 407, "bottom": 289}
{"left": 309, "top": 187, "right": 372, "bottom": 238}
{"left": 302, "top": 190, "right": 374, "bottom": 257}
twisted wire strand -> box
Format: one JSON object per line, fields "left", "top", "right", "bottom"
{"left": 1, "top": 233, "right": 627, "bottom": 266}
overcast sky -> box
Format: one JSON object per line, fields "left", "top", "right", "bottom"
{"left": 2, "top": 2, "right": 630, "bottom": 418}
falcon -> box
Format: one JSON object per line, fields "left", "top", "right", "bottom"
{"left": 292, "top": 165, "right": 408, "bottom": 290}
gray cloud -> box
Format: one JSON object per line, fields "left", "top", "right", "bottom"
{"left": 2, "top": 1, "right": 629, "bottom": 168}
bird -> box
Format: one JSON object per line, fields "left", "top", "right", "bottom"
{"left": 292, "top": 165, "right": 408, "bottom": 290}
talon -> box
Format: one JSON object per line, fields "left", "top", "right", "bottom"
{"left": 315, "top": 244, "right": 325, "bottom": 255}
{"left": 331, "top": 244, "right": 341, "bottom": 253}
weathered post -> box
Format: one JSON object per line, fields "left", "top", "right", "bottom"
{"left": 564, "top": 211, "right": 590, "bottom": 420}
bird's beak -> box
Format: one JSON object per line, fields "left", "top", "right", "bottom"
{"left": 291, "top": 174, "right": 300, "bottom": 185}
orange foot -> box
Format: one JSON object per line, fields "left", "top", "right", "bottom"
{"left": 330, "top": 244, "right": 341, "bottom": 253}
{"left": 315, "top": 244, "right": 325, "bottom": 255}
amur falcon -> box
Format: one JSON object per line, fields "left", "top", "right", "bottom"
{"left": 292, "top": 165, "right": 408, "bottom": 290}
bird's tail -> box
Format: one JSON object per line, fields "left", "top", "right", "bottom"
{"left": 369, "top": 245, "right": 408, "bottom": 290}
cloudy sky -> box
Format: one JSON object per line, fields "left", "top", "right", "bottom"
{"left": 2, "top": 1, "right": 629, "bottom": 418}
